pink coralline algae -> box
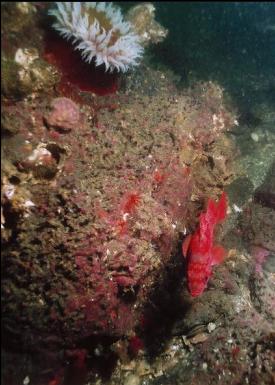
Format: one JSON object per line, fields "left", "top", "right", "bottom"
{"left": 251, "top": 246, "right": 270, "bottom": 275}
{"left": 45, "top": 97, "right": 80, "bottom": 132}
{"left": 182, "top": 192, "right": 228, "bottom": 297}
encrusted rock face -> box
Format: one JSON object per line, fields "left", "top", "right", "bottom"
{"left": 1, "top": 3, "right": 241, "bottom": 384}
{"left": 13, "top": 48, "right": 60, "bottom": 95}
{"left": 126, "top": 3, "right": 168, "bottom": 46}
{"left": 1, "top": 73, "right": 237, "bottom": 351}
{"left": 2, "top": 47, "right": 59, "bottom": 100}
{"left": 1, "top": 2, "right": 60, "bottom": 100}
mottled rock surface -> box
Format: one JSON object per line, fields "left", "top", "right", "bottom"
{"left": 1, "top": 3, "right": 275, "bottom": 385}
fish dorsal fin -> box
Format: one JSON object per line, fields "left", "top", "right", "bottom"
{"left": 205, "top": 192, "right": 227, "bottom": 225}
{"left": 182, "top": 234, "right": 192, "bottom": 258}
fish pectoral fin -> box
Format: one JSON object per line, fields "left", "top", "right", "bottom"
{"left": 211, "top": 244, "right": 226, "bottom": 265}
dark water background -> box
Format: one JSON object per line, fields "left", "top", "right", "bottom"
{"left": 122, "top": 2, "right": 275, "bottom": 112}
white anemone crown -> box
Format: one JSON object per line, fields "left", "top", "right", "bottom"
{"left": 49, "top": 2, "right": 144, "bottom": 73}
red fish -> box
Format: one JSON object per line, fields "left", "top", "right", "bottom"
{"left": 182, "top": 192, "right": 228, "bottom": 297}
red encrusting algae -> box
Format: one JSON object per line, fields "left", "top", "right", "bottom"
{"left": 182, "top": 192, "right": 228, "bottom": 297}
{"left": 121, "top": 192, "right": 141, "bottom": 215}
{"left": 128, "top": 335, "right": 145, "bottom": 356}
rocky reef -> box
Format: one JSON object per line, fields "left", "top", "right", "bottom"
{"left": 1, "top": 3, "right": 274, "bottom": 385}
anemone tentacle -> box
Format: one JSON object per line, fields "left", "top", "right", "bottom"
{"left": 49, "top": 2, "right": 143, "bottom": 73}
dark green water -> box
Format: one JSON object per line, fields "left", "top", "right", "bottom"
{"left": 123, "top": 2, "right": 275, "bottom": 112}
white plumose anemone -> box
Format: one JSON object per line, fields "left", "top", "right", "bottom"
{"left": 48, "top": 2, "right": 144, "bottom": 73}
